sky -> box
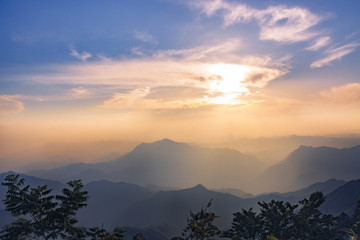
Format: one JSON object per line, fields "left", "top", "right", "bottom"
{"left": 0, "top": 0, "right": 360, "bottom": 168}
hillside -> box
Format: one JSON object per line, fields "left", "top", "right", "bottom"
{"left": 27, "top": 139, "right": 263, "bottom": 191}
{"left": 256, "top": 145, "right": 360, "bottom": 192}
{"left": 78, "top": 180, "right": 153, "bottom": 228}
{"left": 321, "top": 179, "right": 360, "bottom": 215}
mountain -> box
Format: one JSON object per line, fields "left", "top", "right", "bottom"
{"left": 0, "top": 209, "right": 11, "bottom": 228}
{"left": 110, "top": 139, "right": 263, "bottom": 190}
{"left": 206, "top": 135, "right": 360, "bottom": 165}
{"left": 27, "top": 139, "right": 263, "bottom": 191}
{"left": 256, "top": 145, "right": 360, "bottom": 192}
{"left": 77, "top": 180, "right": 153, "bottom": 228}
{"left": 212, "top": 188, "right": 254, "bottom": 198}
{"left": 120, "top": 184, "right": 298, "bottom": 234}
{"left": 27, "top": 162, "right": 114, "bottom": 184}
{"left": 122, "top": 226, "right": 178, "bottom": 240}
{"left": 321, "top": 179, "right": 360, "bottom": 215}
{"left": 96, "top": 180, "right": 356, "bottom": 236}
{"left": 279, "top": 178, "right": 347, "bottom": 199}
{"left": 122, "top": 184, "right": 249, "bottom": 233}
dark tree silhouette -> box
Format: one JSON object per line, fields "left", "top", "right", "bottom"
{"left": 341, "top": 196, "right": 360, "bottom": 239}
{"left": 182, "top": 199, "right": 220, "bottom": 240}
{"left": 0, "top": 174, "right": 124, "bottom": 240}
{"left": 224, "top": 192, "right": 337, "bottom": 240}
{"left": 222, "top": 208, "right": 261, "bottom": 240}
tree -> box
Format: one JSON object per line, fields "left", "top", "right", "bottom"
{"left": 224, "top": 192, "right": 337, "bottom": 240}
{"left": 0, "top": 174, "right": 123, "bottom": 240}
{"left": 182, "top": 199, "right": 221, "bottom": 240}
{"left": 292, "top": 192, "right": 336, "bottom": 239}
{"left": 88, "top": 226, "right": 124, "bottom": 240}
{"left": 341, "top": 196, "right": 360, "bottom": 240}
{"left": 222, "top": 208, "right": 261, "bottom": 240}
{"left": 258, "top": 200, "right": 297, "bottom": 239}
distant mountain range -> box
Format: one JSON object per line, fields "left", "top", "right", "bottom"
{"left": 2, "top": 171, "right": 359, "bottom": 238}
{"left": 26, "top": 139, "right": 360, "bottom": 194}
{"left": 256, "top": 145, "right": 360, "bottom": 192}
{"left": 78, "top": 180, "right": 153, "bottom": 228}
{"left": 207, "top": 135, "right": 360, "bottom": 164}
{"left": 212, "top": 179, "right": 346, "bottom": 199}
{"left": 27, "top": 139, "right": 264, "bottom": 191}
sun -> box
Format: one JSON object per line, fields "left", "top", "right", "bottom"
{"left": 205, "top": 62, "right": 251, "bottom": 104}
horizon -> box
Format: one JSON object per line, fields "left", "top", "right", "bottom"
{"left": 1, "top": 134, "right": 360, "bottom": 172}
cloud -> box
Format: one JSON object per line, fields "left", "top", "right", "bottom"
{"left": 0, "top": 95, "right": 24, "bottom": 115}
{"left": 317, "top": 83, "right": 360, "bottom": 103}
{"left": 131, "top": 47, "right": 146, "bottom": 56}
{"left": 28, "top": 41, "right": 287, "bottom": 87}
{"left": 256, "top": 6, "right": 321, "bottom": 43}
{"left": 70, "top": 48, "right": 92, "bottom": 62}
{"left": 346, "top": 29, "right": 360, "bottom": 40}
{"left": 155, "top": 39, "right": 242, "bottom": 61}
{"left": 97, "top": 55, "right": 112, "bottom": 64}
{"left": 96, "top": 60, "right": 286, "bottom": 110}
{"left": 9, "top": 41, "right": 287, "bottom": 109}
{"left": 70, "top": 87, "right": 90, "bottom": 98}
{"left": 144, "top": 86, "right": 208, "bottom": 101}
{"left": 189, "top": 0, "right": 322, "bottom": 43}
{"left": 99, "top": 87, "right": 210, "bottom": 110}
{"left": 243, "top": 68, "right": 284, "bottom": 88}
{"left": 310, "top": 42, "right": 359, "bottom": 68}
{"left": 134, "top": 31, "right": 158, "bottom": 45}
{"left": 305, "top": 36, "right": 331, "bottom": 51}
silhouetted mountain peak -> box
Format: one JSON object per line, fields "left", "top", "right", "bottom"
{"left": 132, "top": 139, "right": 188, "bottom": 152}
{"left": 192, "top": 184, "right": 207, "bottom": 191}
{"left": 0, "top": 171, "right": 17, "bottom": 177}
{"left": 155, "top": 138, "right": 177, "bottom": 144}
{"left": 289, "top": 145, "right": 315, "bottom": 156}
{"left": 297, "top": 145, "right": 313, "bottom": 150}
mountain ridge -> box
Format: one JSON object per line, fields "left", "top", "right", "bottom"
{"left": 255, "top": 144, "right": 360, "bottom": 192}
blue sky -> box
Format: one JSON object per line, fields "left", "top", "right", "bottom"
{"left": 0, "top": 0, "right": 360, "bottom": 149}
{"left": 1, "top": 0, "right": 359, "bottom": 65}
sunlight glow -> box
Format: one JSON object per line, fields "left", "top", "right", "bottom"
{"left": 206, "top": 62, "right": 250, "bottom": 104}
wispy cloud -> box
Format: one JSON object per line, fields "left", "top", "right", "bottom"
{"left": 70, "top": 48, "right": 92, "bottom": 62}
{"left": 305, "top": 36, "right": 331, "bottom": 51}
{"left": 9, "top": 41, "right": 288, "bottom": 110}
{"left": 310, "top": 42, "right": 359, "bottom": 68}
{"left": 131, "top": 47, "right": 146, "bottom": 56}
{"left": 256, "top": 6, "right": 321, "bottom": 43}
{"left": 317, "top": 83, "right": 360, "bottom": 103}
{"left": 189, "top": 0, "right": 322, "bottom": 43}
{"left": 134, "top": 31, "right": 158, "bottom": 45}
{"left": 0, "top": 95, "right": 24, "bottom": 115}
{"left": 69, "top": 87, "right": 90, "bottom": 98}
{"left": 27, "top": 41, "right": 287, "bottom": 87}
{"left": 155, "top": 39, "right": 242, "bottom": 61}
{"left": 345, "top": 29, "right": 360, "bottom": 40}
{"left": 99, "top": 87, "right": 210, "bottom": 110}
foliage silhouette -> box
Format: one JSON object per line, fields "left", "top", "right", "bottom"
{"left": 224, "top": 192, "right": 337, "bottom": 240}
{"left": 0, "top": 174, "right": 124, "bottom": 240}
{"left": 182, "top": 199, "right": 221, "bottom": 240}
{"left": 341, "top": 196, "right": 360, "bottom": 239}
